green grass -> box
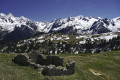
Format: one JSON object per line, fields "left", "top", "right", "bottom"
{"left": 0, "top": 51, "right": 120, "bottom": 80}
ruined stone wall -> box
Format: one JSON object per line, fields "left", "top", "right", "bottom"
{"left": 12, "top": 53, "right": 30, "bottom": 66}
{"left": 36, "top": 55, "right": 64, "bottom": 67}
{"left": 42, "top": 60, "right": 75, "bottom": 76}
{"left": 12, "top": 53, "right": 75, "bottom": 76}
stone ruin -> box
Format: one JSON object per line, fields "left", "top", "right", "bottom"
{"left": 12, "top": 52, "right": 75, "bottom": 76}
{"left": 42, "top": 60, "right": 75, "bottom": 76}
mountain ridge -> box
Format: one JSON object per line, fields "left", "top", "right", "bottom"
{"left": 0, "top": 13, "right": 120, "bottom": 41}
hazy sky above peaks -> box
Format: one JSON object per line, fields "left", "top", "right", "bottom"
{"left": 0, "top": 0, "right": 120, "bottom": 21}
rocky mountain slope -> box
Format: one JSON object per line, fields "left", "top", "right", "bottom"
{"left": 0, "top": 13, "right": 120, "bottom": 41}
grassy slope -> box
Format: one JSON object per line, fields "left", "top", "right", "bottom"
{"left": 0, "top": 51, "right": 120, "bottom": 80}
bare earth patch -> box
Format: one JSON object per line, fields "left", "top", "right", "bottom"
{"left": 89, "top": 69, "right": 102, "bottom": 76}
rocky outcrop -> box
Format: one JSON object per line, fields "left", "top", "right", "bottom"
{"left": 12, "top": 52, "right": 75, "bottom": 76}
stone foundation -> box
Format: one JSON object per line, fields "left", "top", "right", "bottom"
{"left": 12, "top": 53, "right": 75, "bottom": 76}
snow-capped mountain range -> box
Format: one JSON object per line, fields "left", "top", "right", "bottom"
{"left": 0, "top": 13, "right": 120, "bottom": 41}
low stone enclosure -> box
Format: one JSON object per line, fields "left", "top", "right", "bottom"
{"left": 12, "top": 52, "right": 75, "bottom": 76}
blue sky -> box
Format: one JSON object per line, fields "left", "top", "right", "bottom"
{"left": 0, "top": 0, "right": 120, "bottom": 21}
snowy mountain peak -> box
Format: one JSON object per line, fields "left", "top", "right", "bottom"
{"left": 113, "top": 17, "right": 120, "bottom": 22}
{"left": 20, "top": 16, "right": 29, "bottom": 20}
{"left": 8, "top": 13, "right": 14, "bottom": 17}
{"left": 76, "top": 15, "right": 84, "bottom": 19}
{"left": 0, "top": 13, "right": 120, "bottom": 41}
{"left": 0, "top": 13, "right": 6, "bottom": 17}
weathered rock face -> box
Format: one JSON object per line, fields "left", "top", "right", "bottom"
{"left": 12, "top": 52, "right": 75, "bottom": 76}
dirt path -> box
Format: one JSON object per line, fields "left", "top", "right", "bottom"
{"left": 89, "top": 69, "right": 102, "bottom": 76}
{"left": 89, "top": 69, "right": 112, "bottom": 80}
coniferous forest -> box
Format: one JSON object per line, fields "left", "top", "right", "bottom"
{"left": 1, "top": 34, "right": 120, "bottom": 54}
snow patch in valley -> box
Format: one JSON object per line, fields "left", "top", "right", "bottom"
{"left": 99, "top": 34, "right": 118, "bottom": 41}
{"left": 78, "top": 33, "right": 118, "bottom": 44}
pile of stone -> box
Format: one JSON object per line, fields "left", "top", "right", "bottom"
{"left": 12, "top": 52, "right": 75, "bottom": 76}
